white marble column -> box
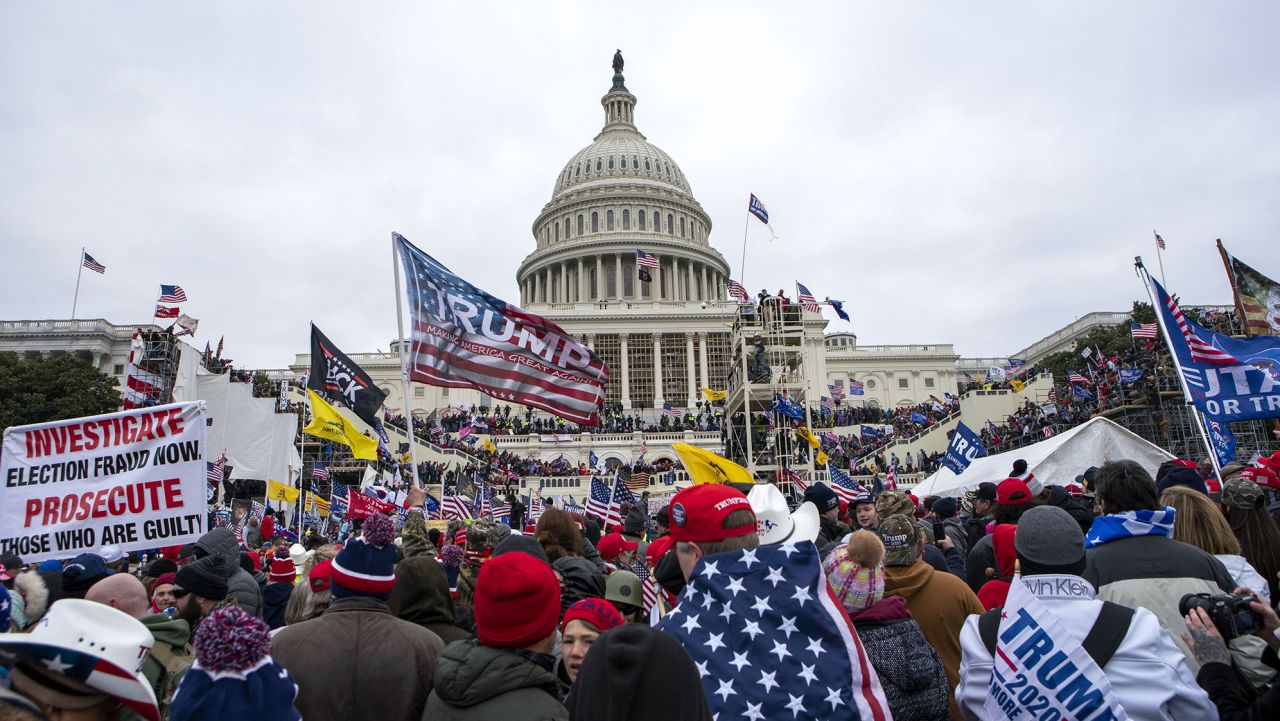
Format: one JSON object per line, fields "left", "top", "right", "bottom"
{"left": 532, "top": 272, "right": 540, "bottom": 304}
{"left": 595, "top": 255, "right": 604, "bottom": 300}
{"left": 698, "top": 332, "right": 710, "bottom": 390}
{"left": 620, "top": 333, "right": 631, "bottom": 407}
{"left": 561, "top": 262, "right": 568, "bottom": 303}
{"left": 585, "top": 333, "right": 595, "bottom": 351}
{"left": 685, "top": 332, "right": 696, "bottom": 407}
{"left": 701, "top": 265, "right": 709, "bottom": 301}
{"left": 577, "top": 258, "right": 585, "bottom": 303}
{"left": 673, "top": 258, "right": 682, "bottom": 301}
{"left": 652, "top": 332, "right": 664, "bottom": 408}
{"left": 616, "top": 253, "right": 624, "bottom": 300}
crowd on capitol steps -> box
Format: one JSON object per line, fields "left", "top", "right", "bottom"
{"left": 5, "top": 443, "right": 1280, "bottom": 720}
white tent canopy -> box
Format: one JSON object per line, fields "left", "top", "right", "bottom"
{"left": 912, "top": 417, "right": 1175, "bottom": 498}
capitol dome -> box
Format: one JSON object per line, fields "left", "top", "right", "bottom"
{"left": 517, "top": 52, "right": 729, "bottom": 309}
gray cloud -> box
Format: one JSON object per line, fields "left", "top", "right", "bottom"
{"left": 2, "top": 1, "right": 1277, "bottom": 368}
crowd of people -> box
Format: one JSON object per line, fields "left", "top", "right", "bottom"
{"left": 6, "top": 442, "right": 1280, "bottom": 720}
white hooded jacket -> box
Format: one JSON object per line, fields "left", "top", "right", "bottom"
{"left": 957, "top": 574, "right": 1216, "bottom": 720}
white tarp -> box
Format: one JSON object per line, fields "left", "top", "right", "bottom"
{"left": 198, "top": 373, "right": 298, "bottom": 483}
{"left": 912, "top": 417, "right": 1175, "bottom": 497}
{"left": 1, "top": 402, "right": 208, "bottom": 562}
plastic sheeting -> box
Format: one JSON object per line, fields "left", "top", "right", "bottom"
{"left": 912, "top": 417, "right": 1175, "bottom": 497}
{"left": 198, "top": 372, "right": 299, "bottom": 483}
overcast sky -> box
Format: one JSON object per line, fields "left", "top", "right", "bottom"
{"left": 2, "top": 2, "right": 1277, "bottom": 368}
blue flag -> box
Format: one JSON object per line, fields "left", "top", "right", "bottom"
{"left": 1206, "top": 416, "right": 1237, "bottom": 468}
{"left": 860, "top": 425, "right": 881, "bottom": 439}
{"left": 940, "top": 422, "right": 986, "bottom": 475}
{"left": 588, "top": 450, "right": 599, "bottom": 469}
{"left": 1119, "top": 368, "right": 1145, "bottom": 384}
{"left": 1072, "top": 385, "right": 1094, "bottom": 401}
{"left": 828, "top": 298, "right": 850, "bottom": 322}
{"left": 1148, "top": 273, "right": 1280, "bottom": 422}
{"left": 748, "top": 193, "right": 769, "bottom": 224}
{"left": 910, "top": 412, "right": 927, "bottom": 424}
{"left": 773, "top": 394, "right": 805, "bottom": 420}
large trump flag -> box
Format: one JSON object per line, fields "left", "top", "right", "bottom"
{"left": 394, "top": 233, "right": 609, "bottom": 425}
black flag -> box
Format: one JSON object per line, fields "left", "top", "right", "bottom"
{"left": 638, "top": 268, "right": 652, "bottom": 283}
{"left": 308, "top": 323, "right": 388, "bottom": 427}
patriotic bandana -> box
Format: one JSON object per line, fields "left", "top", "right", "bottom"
{"left": 985, "top": 577, "right": 1130, "bottom": 720}
{"left": 1083, "top": 507, "right": 1174, "bottom": 548}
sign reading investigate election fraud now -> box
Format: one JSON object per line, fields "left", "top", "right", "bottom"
{"left": 1, "top": 402, "right": 208, "bottom": 563}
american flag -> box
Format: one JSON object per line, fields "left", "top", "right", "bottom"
{"left": 786, "top": 469, "right": 809, "bottom": 495}
{"left": 636, "top": 560, "right": 659, "bottom": 613}
{"left": 1067, "top": 371, "right": 1090, "bottom": 385}
{"left": 726, "top": 278, "right": 750, "bottom": 303}
{"left": 529, "top": 485, "right": 544, "bottom": 520}
{"left": 473, "top": 479, "right": 492, "bottom": 518}
{"left": 848, "top": 379, "right": 865, "bottom": 395}
{"left": 885, "top": 462, "right": 897, "bottom": 489}
{"left": 312, "top": 464, "right": 330, "bottom": 481}
{"left": 424, "top": 492, "right": 442, "bottom": 520}
{"left": 1046, "top": 387, "right": 1059, "bottom": 405}
{"left": 635, "top": 249, "right": 660, "bottom": 268}
{"left": 627, "top": 469, "right": 650, "bottom": 492}
{"left": 1153, "top": 276, "right": 1239, "bottom": 365}
{"left": 663, "top": 401, "right": 683, "bottom": 419}
{"left": 81, "top": 252, "right": 106, "bottom": 274}
{"left": 828, "top": 382, "right": 845, "bottom": 400}
{"left": 585, "top": 476, "right": 614, "bottom": 522}
{"left": 828, "top": 467, "right": 863, "bottom": 505}
{"left": 820, "top": 396, "right": 835, "bottom": 411}
{"left": 656, "top": 543, "right": 890, "bottom": 721}
{"left": 796, "top": 282, "right": 821, "bottom": 313}
{"left": 1154, "top": 231, "right": 1166, "bottom": 250}
{"left": 442, "top": 486, "right": 474, "bottom": 520}
{"left": 330, "top": 484, "right": 350, "bottom": 518}
{"left": 1130, "top": 322, "right": 1158, "bottom": 340}
{"left": 613, "top": 475, "right": 639, "bottom": 507}
{"left": 158, "top": 284, "right": 188, "bottom": 303}
{"left": 396, "top": 233, "right": 608, "bottom": 426}
{"left": 205, "top": 452, "right": 226, "bottom": 502}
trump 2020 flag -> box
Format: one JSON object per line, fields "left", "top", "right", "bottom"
{"left": 395, "top": 233, "right": 609, "bottom": 425}
{"left": 656, "top": 543, "right": 890, "bottom": 721}
{"left": 941, "top": 421, "right": 986, "bottom": 475}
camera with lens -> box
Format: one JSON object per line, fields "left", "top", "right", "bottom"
{"left": 1179, "top": 592, "right": 1261, "bottom": 641}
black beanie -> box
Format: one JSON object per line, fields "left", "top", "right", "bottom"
{"left": 176, "top": 556, "right": 232, "bottom": 600}
{"left": 491, "top": 534, "right": 550, "bottom": 564}
{"left": 565, "top": 624, "right": 713, "bottom": 721}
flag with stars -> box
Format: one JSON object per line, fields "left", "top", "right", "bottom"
{"left": 395, "top": 232, "right": 609, "bottom": 425}
{"left": 656, "top": 543, "right": 889, "bottom": 721}
{"left": 584, "top": 475, "right": 616, "bottom": 524}
{"left": 828, "top": 467, "right": 862, "bottom": 505}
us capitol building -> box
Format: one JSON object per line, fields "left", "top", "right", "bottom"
{"left": 2, "top": 53, "right": 1115, "bottom": 454}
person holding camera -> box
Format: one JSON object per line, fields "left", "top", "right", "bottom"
{"left": 1183, "top": 584, "right": 1280, "bottom": 719}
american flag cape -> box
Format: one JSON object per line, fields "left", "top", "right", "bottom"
{"left": 395, "top": 233, "right": 608, "bottom": 425}
{"left": 656, "top": 543, "right": 890, "bottom": 721}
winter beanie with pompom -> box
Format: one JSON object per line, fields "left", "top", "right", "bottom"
{"left": 268, "top": 547, "right": 296, "bottom": 584}
{"left": 168, "top": 606, "right": 300, "bottom": 721}
{"left": 331, "top": 513, "right": 397, "bottom": 600}
{"left": 822, "top": 530, "right": 886, "bottom": 613}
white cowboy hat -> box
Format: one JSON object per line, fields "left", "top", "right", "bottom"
{"left": 748, "top": 484, "right": 821, "bottom": 545}
{"left": 0, "top": 599, "right": 159, "bottom": 721}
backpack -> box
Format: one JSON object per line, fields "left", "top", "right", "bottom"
{"left": 978, "top": 601, "right": 1134, "bottom": 668}
{"left": 962, "top": 516, "right": 988, "bottom": 551}
{"left": 149, "top": 640, "right": 194, "bottom": 720}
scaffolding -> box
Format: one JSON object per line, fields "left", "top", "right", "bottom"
{"left": 130, "top": 328, "right": 181, "bottom": 407}
{"left": 723, "top": 299, "right": 820, "bottom": 488}
{"left": 1099, "top": 390, "right": 1276, "bottom": 464}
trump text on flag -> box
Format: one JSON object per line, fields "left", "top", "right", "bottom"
{"left": 1, "top": 403, "right": 208, "bottom": 562}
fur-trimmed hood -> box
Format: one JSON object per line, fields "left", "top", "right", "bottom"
{"left": 13, "top": 571, "right": 50, "bottom": 630}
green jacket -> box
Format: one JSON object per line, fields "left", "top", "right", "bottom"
{"left": 139, "top": 613, "right": 191, "bottom": 688}
{"left": 423, "top": 640, "right": 567, "bottom": 721}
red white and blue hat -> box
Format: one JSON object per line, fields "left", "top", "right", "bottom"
{"left": 0, "top": 599, "right": 159, "bottom": 721}
{"left": 331, "top": 513, "right": 397, "bottom": 599}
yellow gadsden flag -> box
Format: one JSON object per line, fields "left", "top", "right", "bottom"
{"left": 266, "top": 479, "right": 300, "bottom": 504}
{"left": 672, "top": 442, "right": 753, "bottom": 486}
{"left": 795, "top": 426, "right": 821, "bottom": 450}
{"left": 302, "top": 389, "right": 378, "bottom": 460}
{"left": 1009, "top": 379, "right": 1025, "bottom": 393}
{"left": 700, "top": 387, "right": 727, "bottom": 402}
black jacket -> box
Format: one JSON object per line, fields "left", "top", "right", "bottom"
{"left": 424, "top": 641, "right": 567, "bottom": 721}
{"left": 565, "top": 624, "right": 712, "bottom": 721}
{"left": 389, "top": 556, "right": 471, "bottom": 645}
{"left": 261, "top": 582, "right": 292, "bottom": 630}
{"left": 1196, "top": 646, "right": 1280, "bottom": 721}
{"left": 1045, "top": 486, "right": 1094, "bottom": 533}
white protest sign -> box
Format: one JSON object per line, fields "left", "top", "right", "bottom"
{"left": 1, "top": 402, "right": 208, "bottom": 563}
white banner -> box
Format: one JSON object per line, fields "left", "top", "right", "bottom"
{"left": 1, "top": 402, "right": 208, "bottom": 563}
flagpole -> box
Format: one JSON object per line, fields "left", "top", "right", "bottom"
{"left": 739, "top": 194, "right": 750, "bottom": 290}
{"left": 71, "top": 247, "right": 85, "bottom": 319}
{"left": 1136, "top": 257, "right": 1218, "bottom": 473}
{"left": 1154, "top": 231, "right": 1167, "bottom": 287}
{"left": 391, "top": 233, "right": 424, "bottom": 498}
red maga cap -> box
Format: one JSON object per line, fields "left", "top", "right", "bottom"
{"left": 667, "top": 484, "right": 755, "bottom": 543}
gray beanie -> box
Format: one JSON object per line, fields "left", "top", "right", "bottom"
{"left": 1014, "top": 506, "right": 1084, "bottom": 567}
{"left": 491, "top": 533, "right": 550, "bottom": 564}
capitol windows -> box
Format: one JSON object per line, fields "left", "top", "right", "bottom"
{"left": 575, "top": 165, "right": 581, "bottom": 178}
{"left": 565, "top": 217, "right": 571, "bottom": 238}
{"left": 898, "top": 378, "right": 909, "bottom": 389}
{"left": 866, "top": 379, "right": 877, "bottom": 390}
{"left": 653, "top": 211, "right": 660, "bottom": 231}
{"left": 553, "top": 224, "right": 559, "bottom": 242}
{"left": 608, "top": 157, "right": 615, "bottom": 170}
{"left": 578, "top": 214, "right": 584, "bottom": 236}
{"left": 606, "top": 210, "right": 614, "bottom": 231}
{"left": 637, "top": 209, "right": 646, "bottom": 230}
{"left": 632, "top": 156, "right": 639, "bottom": 170}
{"left": 622, "top": 209, "right": 630, "bottom": 230}
{"left": 596, "top": 159, "right": 602, "bottom": 172}
{"left": 679, "top": 217, "right": 685, "bottom": 237}
{"left": 667, "top": 214, "right": 674, "bottom": 234}
{"left": 924, "top": 378, "right": 935, "bottom": 388}
{"left": 620, "top": 156, "right": 626, "bottom": 169}
{"left": 644, "top": 159, "right": 651, "bottom": 171}
{"left": 592, "top": 212, "right": 599, "bottom": 233}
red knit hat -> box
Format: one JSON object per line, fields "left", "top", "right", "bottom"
{"left": 154, "top": 572, "right": 176, "bottom": 587}
{"left": 997, "top": 478, "right": 1032, "bottom": 506}
{"left": 561, "top": 597, "right": 625, "bottom": 633}
{"left": 474, "top": 552, "right": 561, "bottom": 650}
{"left": 268, "top": 548, "right": 296, "bottom": 584}
{"left": 667, "top": 484, "right": 755, "bottom": 543}
{"left": 308, "top": 559, "right": 333, "bottom": 593}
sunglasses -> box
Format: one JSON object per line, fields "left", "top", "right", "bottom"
{"left": 171, "top": 588, "right": 192, "bottom": 599}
